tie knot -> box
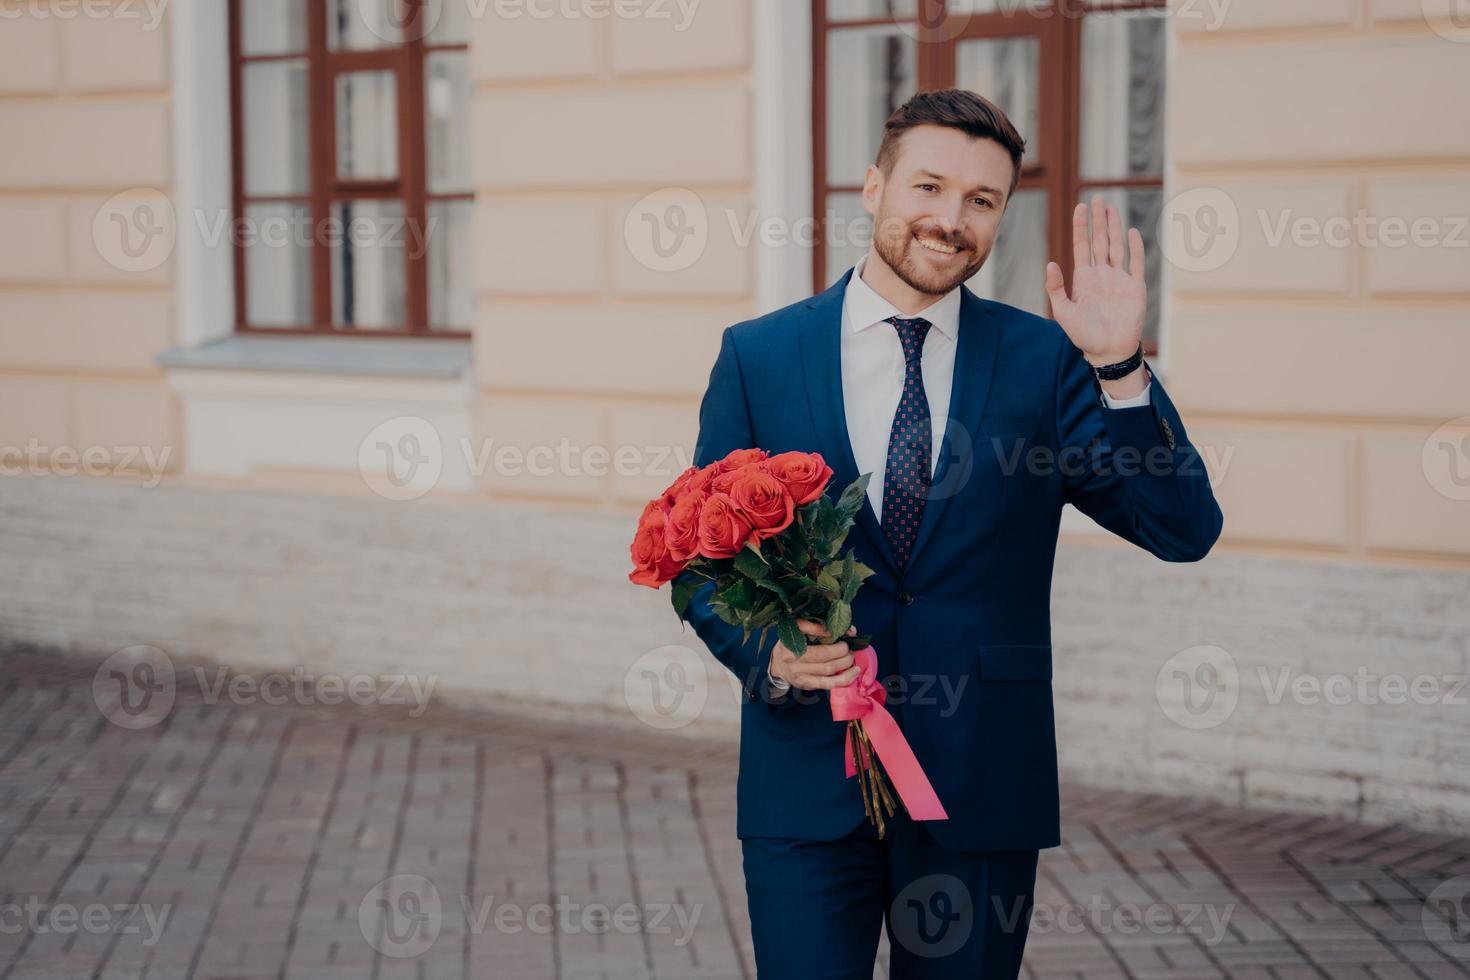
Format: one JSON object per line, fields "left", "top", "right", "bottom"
{"left": 885, "top": 316, "right": 932, "bottom": 364}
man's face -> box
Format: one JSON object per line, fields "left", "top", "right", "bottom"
{"left": 863, "top": 125, "right": 1015, "bottom": 296}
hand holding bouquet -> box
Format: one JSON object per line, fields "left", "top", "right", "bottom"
{"left": 629, "top": 448, "right": 947, "bottom": 836}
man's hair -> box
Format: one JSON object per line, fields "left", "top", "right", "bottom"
{"left": 874, "top": 88, "right": 1027, "bottom": 198}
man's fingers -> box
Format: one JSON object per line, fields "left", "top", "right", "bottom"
{"left": 795, "top": 665, "right": 862, "bottom": 691}
{"left": 1090, "top": 196, "right": 1109, "bottom": 270}
{"left": 1071, "top": 202, "right": 1091, "bottom": 269}
{"left": 1107, "top": 206, "right": 1125, "bottom": 268}
{"left": 794, "top": 619, "right": 828, "bottom": 636}
{"left": 799, "top": 640, "right": 850, "bottom": 664}
{"left": 793, "top": 653, "right": 854, "bottom": 677}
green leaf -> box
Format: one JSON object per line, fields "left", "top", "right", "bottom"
{"left": 754, "top": 578, "right": 790, "bottom": 609}
{"left": 671, "top": 575, "right": 702, "bottom": 619}
{"left": 709, "top": 600, "right": 742, "bottom": 628}
{"left": 816, "top": 568, "right": 841, "bottom": 596}
{"left": 777, "top": 617, "right": 807, "bottom": 657}
{"left": 834, "top": 473, "right": 870, "bottom": 523}
{"left": 826, "top": 600, "right": 851, "bottom": 641}
{"left": 717, "top": 576, "right": 757, "bottom": 611}
{"left": 734, "top": 546, "right": 770, "bottom": 580}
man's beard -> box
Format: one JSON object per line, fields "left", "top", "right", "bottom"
{"left": 872, "top": 217, "right": 990, "bottom": 296}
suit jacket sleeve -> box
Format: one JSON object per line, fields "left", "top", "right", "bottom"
{"left": 675, "top": 326, "right": 795, "bottom": 711}
{"left": 1053, "top": 336, "right": 1224, "bottom": 562}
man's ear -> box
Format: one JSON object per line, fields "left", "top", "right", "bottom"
{"left": 861, "top": 164, "right": 883, "bottom": 213}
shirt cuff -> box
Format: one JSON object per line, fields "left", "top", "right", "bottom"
{"left": 1098, "top": 376, "right": 1152, "bottom": 409}
{"left": 767, "top": 664, "right": 791, "bottom": 692}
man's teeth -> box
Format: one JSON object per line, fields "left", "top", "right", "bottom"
{"left": 917, "top": 237, "right": 958, "bottom": 255}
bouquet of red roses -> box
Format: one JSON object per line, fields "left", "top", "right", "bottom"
{"left": 629, "top": 448, "right": 947, "bottom": 836}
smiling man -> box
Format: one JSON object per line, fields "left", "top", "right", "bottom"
{"left": 679, "top": 88, "right": 1222, "bottom": 978}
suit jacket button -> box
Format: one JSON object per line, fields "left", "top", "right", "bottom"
{"left": 899, "top": 591, "right": 915, "bottom": 606}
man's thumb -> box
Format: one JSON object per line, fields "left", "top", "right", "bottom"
{"left": 1044, "top": 262, "right": 1069, "bottom": 308}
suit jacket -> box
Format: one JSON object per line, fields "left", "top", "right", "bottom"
{"left": 679, "top": 266, "right": 1223, "bottom": 852}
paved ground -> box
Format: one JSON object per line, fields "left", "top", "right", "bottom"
{"left": 3, "top": 645, "right": 1470, "bottom": 980}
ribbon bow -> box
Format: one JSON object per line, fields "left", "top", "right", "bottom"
{"left": 828, "top": 645, "right": 948, "bottom": 821}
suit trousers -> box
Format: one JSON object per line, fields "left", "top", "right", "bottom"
{"left": 741, "top": 805, "right": 1039, "bottom": 979}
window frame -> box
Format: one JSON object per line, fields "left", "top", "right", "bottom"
{"left": 228, "top": 0, "right": 472, "bottom": 337}
{"left": 811, "top": 0, "right": 1167, "bottom": 353}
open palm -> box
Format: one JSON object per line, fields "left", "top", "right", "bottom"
{"left": 1044, "top": 196, "right": 1147, "bottom": 365}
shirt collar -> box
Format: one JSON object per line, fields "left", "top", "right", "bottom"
{"left": 843, "top": 252, "right": 962, "bottom": 341}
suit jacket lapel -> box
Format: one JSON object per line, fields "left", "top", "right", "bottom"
{"left": 797, "top": 267, "right": 900, "bottom": 576}
{"left": 904, "top": 287, "right": 1000, "bottom": 572}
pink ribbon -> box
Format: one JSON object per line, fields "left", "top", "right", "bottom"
{"left": 828, "top": 645, "right": 948, "bottom": 821}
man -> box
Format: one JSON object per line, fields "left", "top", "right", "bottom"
{"left": 678, "top": 88, "right": 1223, "bottom": 978}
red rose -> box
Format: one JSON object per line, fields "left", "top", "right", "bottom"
{"left": 709, "top": 460, "right": 760, "bottom": 494}
{"left": 714, "top": 448, "right": 769, "bottom": 473}
{"left": 659, "top": 465, "right": 700, "bottom": 509}
{"left": 697, "top": 492, "right": 755, "bottom": 559}
{"left": 628, "top": 500, "right": 685, "bottom": 588}
{"left": 664, "top": 490, "right": 705, "bottom": 562}
{"left": 765, "top": 451, "right": 834, "bottom": 506}
{"left": 727, "top": 468, "right": 794, "bottom": 541}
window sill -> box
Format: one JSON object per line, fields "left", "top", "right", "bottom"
{"left": 158, "top": 334, "right": 476, "bottom": 487}
{"left": 156, "top": 334, "right": 471, "bottom": 380}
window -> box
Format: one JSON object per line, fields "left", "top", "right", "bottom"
{"left": 813, "top": 0, "right": 1167, "bottom": 350}
{"left": 230, "top": 0, "right": 473, "bottom": 335}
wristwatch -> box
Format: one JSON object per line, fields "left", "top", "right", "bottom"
{"left": 1091, "top": 342, "right": 1145, "bottom": 381}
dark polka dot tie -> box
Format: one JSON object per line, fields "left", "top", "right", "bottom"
{"left": 880, "top": 315, "right": 933, "bottom": 569}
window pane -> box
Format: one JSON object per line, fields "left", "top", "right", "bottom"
{"left": 327, "top": 0, "right": 403, "bottom": 49}
{"left": 428, "top": 200, "right": 473, "bottom": 331}
{"left": 330, "top": 200, "right": 407, "bottom": 330}
{"left": 336, "top": 71, "right": 400, "bottom": 182}
{"left": 947, "top": 0, "right": 1050, "bottom": 12}
{"left": 827, "top": 26, "right": 917, "bottom": 185}
{"left": 955, "top": 36, "right": 1039, "bottom": 159}
{"left": 1080, "top": 10, "right": 1166, "bottom": 180}
{"left": 426, "top": 53, "right": 472, "bottom": 194}
{"left": 245, "top": 204, "right": 313, "bottom": 327}
{"left": 1080, "top": 186, "right": 1162, "bottom": 345}
{"left": 427, "top": 0, "right": 471, "bottom": 44}
{"left": 966, "top": 189, "right": 1047, "bottom": 316}
{"left": 826, "top": 0, "right": 916, "bottom": 19}
{"left": 243, "top": 61, "right": 311, "bottom": 197}
{"left": 241, "top": 0, "right": 306, "bottom": 56}
{"left": 824, "top": 192, "right": 874, "bottom": 286}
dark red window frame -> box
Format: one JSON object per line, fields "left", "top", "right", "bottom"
{"left": 812, "top": 0, "right": 1167, "bottom": 353}
{"left": 228, "top": 0, "right": 471, "bottom": 337}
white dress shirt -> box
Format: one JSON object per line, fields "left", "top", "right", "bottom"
{"left": 767, "top": 254, "right": 1151, "bottom": 692}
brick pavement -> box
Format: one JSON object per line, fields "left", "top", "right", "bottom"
{"left": 3, "top": 644, "right": 1470, "bottom": 980}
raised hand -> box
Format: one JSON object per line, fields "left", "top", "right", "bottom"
{"left": 1044, "top": 196, "right": 1147, "bottom": 367}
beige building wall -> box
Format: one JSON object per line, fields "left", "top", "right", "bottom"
{"left": 0, "top": 1, "right": 178, "bottom": 480}
{"left": 467, "top": 2, "right": 758, "bottom": 511}
{"left": 1168, "top": 0, "right": 1470, "bottom": 563}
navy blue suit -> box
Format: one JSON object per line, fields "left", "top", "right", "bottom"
{"left": 679, "top": 267, "right": 1223, "bottom": 976}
